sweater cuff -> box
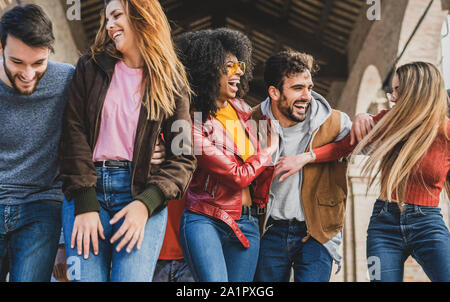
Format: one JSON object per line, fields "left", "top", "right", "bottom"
{"left": 72, "top": 187, "right": 100, "bottom": 216}
{"left": 134, "top": 185, "right": 165, "bottom": 217}
{"left": 312, "top": 147, "right": 327, "bottom": 163}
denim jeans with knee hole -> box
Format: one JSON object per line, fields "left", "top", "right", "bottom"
{"left": 367, "top": 199, "right": 450, "bottom": 282}
{"left": 62, "top": 166, "right": 167, "bottom": 282}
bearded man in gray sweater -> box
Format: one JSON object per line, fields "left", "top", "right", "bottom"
{"left": 0, "top": 5, "right": 75, "bottom": 282}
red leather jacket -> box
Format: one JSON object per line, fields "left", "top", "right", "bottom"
{"left": 185, "top": 99, "right": 275, "bottom": 248}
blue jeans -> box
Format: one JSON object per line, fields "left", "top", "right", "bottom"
{"left": 62, "top": 166, "right": 167, "bottom": 282}
{"left": 367, "top": 199, "right": 450, "bottom": 282}
{"left": 0, "top": 200, "right": 62, "bottom": 282}
{"left": 179, "top": 210, "right": 260, "bottom": 282}
{"left": 255, "top": 218, "right": 332, "bottom": 282}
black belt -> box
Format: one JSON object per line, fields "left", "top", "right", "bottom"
{"left": 94, "top": 160, "right": 131, "bottom": 168}
{"left": 241, "top": 205, "right": 266, "bottom": 217}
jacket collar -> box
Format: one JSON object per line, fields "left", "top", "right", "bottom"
{"left": 202, "top": 98, "right": 258, "bottom": 159}
{"left": 202, "top": 98, "right": 252, "bottom": 124}
{"left": 92, "top": 52, "right": 120, "bottom": 80}
{"left": 227, "top": 98, "right": 252, "bottom": 121}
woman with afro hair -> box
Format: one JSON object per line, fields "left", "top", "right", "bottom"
{"left": 176, "top": 28, "right": 279, "bottom": 282}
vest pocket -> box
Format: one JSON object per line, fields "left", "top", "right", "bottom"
{"left": 316, "top": 186, "right": 346, "bottom": 232}
{"left": 317, "top": 186, "right": 346, "bottom": 207}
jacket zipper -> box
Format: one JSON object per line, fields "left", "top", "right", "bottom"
{"left": 211, "top": 182, "right": 216, "bottom": 199}
{"left": 130, "top": 117, "right": 150, "bottom": 196}
{"left": 214, "top": 143, "right": 244, "bottom": 162}
{"left": 204, "top": 175, "right": 210, "bottom": 192}
{"left": 203, "top": 175, "right": 217, "bottom": 199}
{"left": 209, "top": 143, "right": 245, "bottom": 202}
{"left": 92, "top": 79, "right": 111, "bottom": 148}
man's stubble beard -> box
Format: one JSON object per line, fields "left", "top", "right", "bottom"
{"left": 278, "top": 94, "right": 308, "bottom": 123}
{"left": 3, "top": 57, "right": 46, "bottom": 96}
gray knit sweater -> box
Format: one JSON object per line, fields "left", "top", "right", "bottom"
{"left": 0, "top": 61, "right": 75, "bottom": 204}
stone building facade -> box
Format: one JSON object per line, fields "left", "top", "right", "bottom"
{"left": 1, "top": 0, "right": 449, "bottom": 282}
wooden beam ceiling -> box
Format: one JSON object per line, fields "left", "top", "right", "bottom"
{"left": 80, "top": 0, "right": 366, "bottom": 105}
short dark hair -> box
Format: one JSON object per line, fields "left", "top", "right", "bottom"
{"left": 0, "top": 4, "right": 55, "bottom": 52}
{"left": 264, "top": 51, "right": 317, "bottom": 92}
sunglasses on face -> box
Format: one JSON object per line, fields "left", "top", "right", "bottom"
{"left": 226, "top": 61, "right": 246, "bottom": 76}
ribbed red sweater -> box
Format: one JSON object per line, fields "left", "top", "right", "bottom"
{"left": 313, "top": 110, "right": 449, "bottom": 207}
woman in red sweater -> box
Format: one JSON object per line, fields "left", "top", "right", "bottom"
{"left": 278, "top": 62, "right": 449, "bottom": 282}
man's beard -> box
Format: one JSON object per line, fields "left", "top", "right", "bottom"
{"left": 278, "top": 94, "right": 309, "bottom": 123}
{"left": 3, "top": 57, "right": 46, "bottom": 95}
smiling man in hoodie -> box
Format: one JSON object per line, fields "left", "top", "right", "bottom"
{"left": 252, "top": 51, "right": 370, "bottom": 282}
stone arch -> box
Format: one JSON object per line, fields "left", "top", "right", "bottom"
{"left": 355, "top": 65, "right": 385, "bottom": 115}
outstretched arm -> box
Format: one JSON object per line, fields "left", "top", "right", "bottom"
{"left": 275, "top": 112, "right": 374, "bottom": 182}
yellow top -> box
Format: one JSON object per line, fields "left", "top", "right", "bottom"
{"left": 215, "top": 103, "right": 255, "bottom": 161}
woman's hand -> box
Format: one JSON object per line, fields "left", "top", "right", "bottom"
{"left": 275, "top": 152, "right": 315, "bottom": 182}
{"left": 151, "top": 137, "right": 166, "bottom": 165}
{"left": 71, "top": 212, "right": 105, "bottom": 260}
{"left": 350, "top": 113, "right": 375, "bottom": 146}
{"left": 52, "top": 245, "right": 69, "bottom": 282}
{"left": 110, "top": 200, "right": 149, "bottom": 253}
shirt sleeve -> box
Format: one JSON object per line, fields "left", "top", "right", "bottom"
{"left": 312, "top": 135, "right": 354, "bottom": 163}
{"left": 312, "top": 109, "right": 389, "bottom": 163}
{"left": 373, "top": 109, "right": 389, "bottom": 122}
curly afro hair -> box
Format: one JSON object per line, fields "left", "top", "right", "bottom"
{"left": 175, "top": 28, "right": 254, "bottom": 121}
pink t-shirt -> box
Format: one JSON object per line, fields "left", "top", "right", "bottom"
{"left": 92, "top": 60, "right": 142, "bottom": 162}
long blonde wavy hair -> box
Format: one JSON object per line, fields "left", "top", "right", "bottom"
{"left": 353, "top": 61, "right": 449, "bottom": 202}
{"left": 91, "top": 0, "right": 191, "bottom": 120}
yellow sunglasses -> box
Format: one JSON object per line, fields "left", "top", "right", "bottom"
{"left": 226, "top": 61, "right": 246, "bottom": 76}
